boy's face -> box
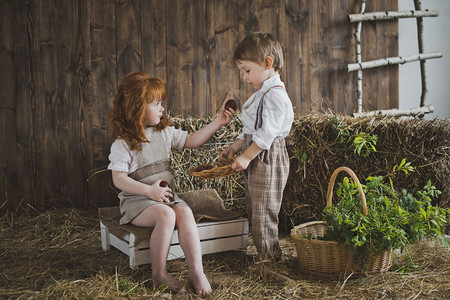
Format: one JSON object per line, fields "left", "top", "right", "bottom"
{"left": 144, "top": 100, "right": 164, "bottom": 126}
{"left": 236, "top": 60, "right": 271, "bottom": 90}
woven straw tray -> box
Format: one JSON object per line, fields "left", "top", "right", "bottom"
{"left": 188, "top": 159, "right": 238, "bottom": 179}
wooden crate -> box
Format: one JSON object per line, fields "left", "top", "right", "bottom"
{"left": 100, "top": 217, "right": 249, "bottom": 269}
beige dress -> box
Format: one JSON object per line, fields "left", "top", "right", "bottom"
{"left": 112, "top": 127, "right": 187, "bottom": 225}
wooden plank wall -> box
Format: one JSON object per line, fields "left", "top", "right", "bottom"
{"left": 0, "top": 0, "right": 398, "bottom": 212}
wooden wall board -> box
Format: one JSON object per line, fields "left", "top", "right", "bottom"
{"left": 0, "top": 0, "right": 18, "bottom": 211}
{"left": 285, "top": 0, "right": 302, "bottom": 112}
{"left": 116, "top": 0, "right": 142, "bottom": 80}
{"left": 89, "top": 0, "right": 119, "bottom": 207}
{"left": 142, "top": 0, "right": 167, "bottom": 81}
{"left": 214, "top": 0, "right": 240, "bottom": 112}
{"left": 13, "top": 0, "right": 39, "bottom": 209}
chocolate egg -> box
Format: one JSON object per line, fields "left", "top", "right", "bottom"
{"left": 225, "top": 99, "right": 237, "bottom": 111}
{"left": 159, "top": 180, "right": 170, "bottom": 187}
{"left": 159, "top": 180, "right": 173, "bottom": 201}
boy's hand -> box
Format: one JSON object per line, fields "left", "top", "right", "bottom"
{"left": 232, "top": 155, "right": 251, "bottom": 171}
{"left": 220, "top": 147, "right": 235, "bottom": 160}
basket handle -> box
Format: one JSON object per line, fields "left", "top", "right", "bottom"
{"left": 326, "top": 167, "right": 368, "bottom": 216}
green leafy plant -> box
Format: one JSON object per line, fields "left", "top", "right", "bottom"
{"left": 327, "top": 117, "right": 378, "bottom": 158}
{"left": 329, "top": 116, "right": 351, "bottom": 144}
{"left": 387, "top": 158, "right": 415, "bottom": 187}
{"left": 352, "top": 132, "right": 378, "bottom": 157}
{"left": 292, "top": 149, "right": 308, "bottom": 175}
{"left": 321, "top": 162, "right": 449, "bottom": 267}
{"left": 293, "top": 149, "right": 308, "bottom": 163}
{"left": 117, "top": 277, "right": 138, "bottom": 294}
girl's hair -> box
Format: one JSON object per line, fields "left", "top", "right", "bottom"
{"left": 109, "top": 72, "right": 171, "bottom": 151}
{"left": 233, "top": 32, "right": 284, "bottom": 73}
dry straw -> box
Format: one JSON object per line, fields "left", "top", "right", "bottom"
{"left": 169, "top": 115, "right": 245, "bottom": 211}
{"left": 0, "top": 206, "right": 449, "bottom": 299}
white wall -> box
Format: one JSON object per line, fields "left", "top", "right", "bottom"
{"left": 398, "top": 0, "right": 450, "bottom": 119}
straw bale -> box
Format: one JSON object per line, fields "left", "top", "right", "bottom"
{"left": 167, "top": 113, "right": 449, "bottom": 233}
{"left": 282, "top": 114, "right": 449, "bottom": 232}
{"left": 169, "top": 115, "right": 246, "bottom": 212}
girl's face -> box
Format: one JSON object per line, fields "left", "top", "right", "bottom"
{"left": 236, "top": 60, "right": 270, "bottom": 90}
{"left": 143, "top": 100, "right": 164, "bottom": 126}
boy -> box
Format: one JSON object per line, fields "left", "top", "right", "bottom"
{"left": 221, "top": 32, "right": 294, "bottom": 260}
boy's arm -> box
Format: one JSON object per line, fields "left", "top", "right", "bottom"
{"left": 232, "top": 142, "right": 263, "bottom": 171}
{"left": 112, "top": 171, "right": 172, "bottom": 203}
{"left": 220, "top": 139, "right": 244, "bottom": 159}
{"left": 184, "top": 109, "right": 234, "bottom": 149}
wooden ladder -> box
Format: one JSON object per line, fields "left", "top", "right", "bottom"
{"left": 347, "top": 0, "right": 442, "bottom": 118}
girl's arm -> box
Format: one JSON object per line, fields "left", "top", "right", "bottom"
{"left": 112, "top": 171, "right": 172, "bottom": 203}
{"left": 184, "top": 109, "right": 234, "bottom": 149}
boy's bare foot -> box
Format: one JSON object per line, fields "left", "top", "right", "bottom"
{"left": 153, "top": 273, "right": 184, "bottom": 293}
{"left": 188, "top": 271, "right": 212, "bottom": 297}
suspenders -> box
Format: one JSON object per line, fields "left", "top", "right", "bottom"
{"left": 254, "top": 85, "right": 285, "bottom": 130}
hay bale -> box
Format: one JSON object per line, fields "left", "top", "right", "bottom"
{"left": 169, "top": 115, "right": 245, "bottom": 211}
{"left": 168, "top": 114, "right": 450, "bottom": 233}
{"left": 282, "top": 114, "right": 449, "bottom": 233}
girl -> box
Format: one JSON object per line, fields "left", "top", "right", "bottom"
{"left": 221, "top": 32, "right": 294, "bottom": 260}
{"left": 108, "top": 71, "right": 234, "bottom": 295}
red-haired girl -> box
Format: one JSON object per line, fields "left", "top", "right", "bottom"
{"left": 108, "top": 72, "right": 234, "bottom": 295}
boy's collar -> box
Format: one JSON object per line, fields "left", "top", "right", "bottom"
{"left": 260, "top": 74, "right": 282, "bottom": 92}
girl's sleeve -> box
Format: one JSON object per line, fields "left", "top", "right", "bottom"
{"left": 166, "top": 126, "right": 188, "bottom": 151}
{"left": 107, "top": 139, "right": 132, "bottom": 173}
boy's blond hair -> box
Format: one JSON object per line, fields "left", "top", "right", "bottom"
{"left": 233, "top": 32, "right": 284, "bottom": 73}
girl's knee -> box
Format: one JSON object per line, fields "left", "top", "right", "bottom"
{"left": 173, "top": 205, "right": 194, "bottom": 221}
{"left": 156, "top": 205, "right": 176, "bottom": 226}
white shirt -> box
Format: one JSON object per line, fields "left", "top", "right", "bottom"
{"left": 238, "top": 74, "right": 294, "bottom": 150}
{"left": 108, "top": 126, "right": 187, "bottom": 174}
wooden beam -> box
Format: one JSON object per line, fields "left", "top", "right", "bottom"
{"left": 414, "top": 0, "right": 428, "bottom": 108}
{"left": 353, "top": 105, "right": 434, "bottom": 118}
{"left": 347, "top": 52, "right": 442, "bottom": 72}
{"left": 349, "top": 10, "right": 439, "bottom": 22}
{"left": 355, "top": 0, "right": 366, "bottom": 114}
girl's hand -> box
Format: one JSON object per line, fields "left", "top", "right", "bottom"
{"left": 232, "top": 155, "right": 251, "bottom": 171}
{"left": 216, "top": 108, "right": 235, "bottom": 126}
{"left": 149, "top": 179, "right": 173, "bottom": 203}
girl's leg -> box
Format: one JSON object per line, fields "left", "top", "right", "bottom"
{"left": 172, "top": 205, "right": 211, "bottom": 296}
{"left": 132, "top": 204, "right": 184, "bottom": 292}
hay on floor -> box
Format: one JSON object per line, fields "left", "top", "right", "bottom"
{"left": 0, "top": 207, "right": 449, "bottom": 299}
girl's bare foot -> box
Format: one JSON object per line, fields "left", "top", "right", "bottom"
{"left": 153, "top": 273, "right": 184, "bottom": 293}
{"left": 188, "top": 271, "right": 212, "bottom": 297}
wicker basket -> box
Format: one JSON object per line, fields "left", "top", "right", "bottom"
{"left": 188, "top": 159, "right": 238, "bottom": 179}
{"left": 290, "top": 167, "right": 393, "bottom": 279}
